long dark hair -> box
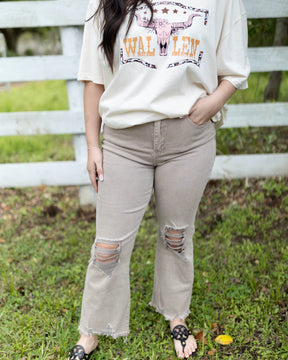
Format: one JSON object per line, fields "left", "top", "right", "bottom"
{"left": 86, "top": 0, "right": 154, "bottom": 71}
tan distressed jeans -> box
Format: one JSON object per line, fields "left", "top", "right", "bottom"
{"left": 78, "top": 116, "right": 216, "bottom": 339}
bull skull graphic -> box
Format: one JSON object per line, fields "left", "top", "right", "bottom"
{"left": 135, "top": 13, "right": 201, "bottom": 56}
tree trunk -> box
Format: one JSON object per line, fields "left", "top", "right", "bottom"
{"left": 1, "top": 29, "right": 22, "bottom": 54}
{"left": 264, "top": 18, "right": 288, "bottom": 102}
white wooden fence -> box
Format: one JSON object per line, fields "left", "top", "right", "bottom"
{"left": 0, "top": 0, "right": 288, "bottom": 206}
{"left": 0, "top": 33, "right": 7, "bottom": 58}
{"left": 0, "top": 32, "right": 10, "bottom": 91}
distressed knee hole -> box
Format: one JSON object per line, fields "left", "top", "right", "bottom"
{"left": 93, "top": 241, "right": 120, "bottom": 277}
{"left": 95, "top": 242, "right": 120, "bottom": 263}
{"left": 162, "top": 227, "right": 186, "bottom": 254}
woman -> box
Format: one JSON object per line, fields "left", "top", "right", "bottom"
{"left": 69, "top": 0, "right": 250, "bottom": 358}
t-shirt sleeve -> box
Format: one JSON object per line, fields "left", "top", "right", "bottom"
{"left": 77, "top": 0, "right": 104, "bottom": 85}
{"left": 216, "top": 0, "right": 250, "bottom": 90}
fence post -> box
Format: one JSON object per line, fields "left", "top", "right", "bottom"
{"left": 0, "top": 32, "right": 10, "bottom": 92}
{"left": 60, "top": 26, "right": 97, "bottom": 207}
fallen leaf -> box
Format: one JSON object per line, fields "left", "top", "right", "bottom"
{"left": 195, "top": 331, "right": 203, "bottom": 341}
{"left": 208, "top": 348, "right": 217, "bottom": 355}
{"left": 215, "top": 334, "right": 233, "bottom": 345}
{"left": 195, "top": 330, "right": 207, "bottom": 344}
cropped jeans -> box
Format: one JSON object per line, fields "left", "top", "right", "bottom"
{"left": 78, "top": 116, "right": 216, "bottom": 339}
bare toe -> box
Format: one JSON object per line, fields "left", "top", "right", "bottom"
{"left": 184, "top": 336, "right": 197, "bottom": 358}
{"left": 170, "top": 321, "right": 197, "bottom": 359}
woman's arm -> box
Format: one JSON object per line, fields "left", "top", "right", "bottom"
{"left": 83, "top": 81, "right": 105, "bottom": 193}
{"left": 188, "top": 80, "right": 237, "bottom": 125}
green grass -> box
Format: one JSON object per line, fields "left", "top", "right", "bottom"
{"left": 0, "top": 80, "right": 74, "bottom": 163}
{"left": 0, "top": 178, "right": 287, "bottom": 359}
{"left": 231, "top": 71, "right": 288, "bottom": 104}
{"left": 0, "top": 80, "right": 69, "bottom": 112}
{"left": 0, "top": 134, "right": 75, "bottom": 163}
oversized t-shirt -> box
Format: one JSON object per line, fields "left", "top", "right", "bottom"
{"left": 77, "top": 0, "right": 250, "bottom": 129}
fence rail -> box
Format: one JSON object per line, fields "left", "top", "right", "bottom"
{"left": 0, "top": 0, "right": 287, "bottom": 205}
{"left": 1, "top": 47, "right": 288, "bottom": 83}
{"left": 1, "top": 102, "right": 288, "bottom": 137}
{"left": 1, "top": 153, "right": 288, "bottom": 188}
{"left": 0, "top": 0, "right": 287, "bottom": 29}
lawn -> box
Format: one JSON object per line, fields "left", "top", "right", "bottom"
{"left": 0, "top": 75, "right": 287, "bottom": 359}
{"left": 0, "top": 179, "right": 287, "bottom": 359}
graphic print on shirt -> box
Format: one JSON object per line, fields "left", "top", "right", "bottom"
{"left": 120, "top": 1, "right": 209, "bottom": 69}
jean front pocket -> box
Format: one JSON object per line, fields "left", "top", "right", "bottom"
{"left": 185, "top": 115, "right": 212, "bottom": 129}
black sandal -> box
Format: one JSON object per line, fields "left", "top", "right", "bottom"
{"left": 171, "top": 324, "right": 198, "bottom": 358}
{"left": 69, "top": 344, "right": 98, "bottom": 360}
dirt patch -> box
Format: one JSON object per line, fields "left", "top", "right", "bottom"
{"left": 1, "top": 177, "right": 287, "bottom": 240}
{"left": 0, "top": 81, "right": 26, "bottom": 92}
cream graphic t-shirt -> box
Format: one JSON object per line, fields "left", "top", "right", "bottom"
{"left": 77, "top": 0, "right": 250, "bottom": 129}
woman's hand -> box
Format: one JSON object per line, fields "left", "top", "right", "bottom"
{"left": 187, "top": 94, "right": 222, "bottom": 125}
{"left": 87, "top": 146, "right": 104, "bottom": 193}
{"left": 187, "top": 80, "right": 237, "bottom": 125}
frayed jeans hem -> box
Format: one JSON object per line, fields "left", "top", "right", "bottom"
{"left": 149, "top": 301, "right": 191, "bottom": 321}
{"left": 78, "top": 326, "right": 130, "bottom": 340}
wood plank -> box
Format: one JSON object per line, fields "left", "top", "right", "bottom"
{"left": 249, "top": 47, "right": 288, "bottom": 72}
{"left": 244, "top": 0, "right": 288, "bottom": 19}
{"left": 212, "top": 153, "right": 288, "bottom": 179}
{"left": 1, "top": 46, "right": 287, "bottom": 83}
{"left": 0, "top": 161, "right": 89, "bottom": 187}
{"left": 0, "top": 0, "right": 287, "bottom": 28}
{"left": 0, "top": 55, "right": 79, "bottom": 82}
{"left": 0, "top": 102, "right": 287, "bottom": 136}
{"left": 0, "top": 154, "right": 287, "bottom": 188}
{"left": 0, "top": 111, "right": 85, "bottom": 136}
{"left": 0, "top": 0, "right": 88, "bottom": 28}
{"left": 60, "top": 27, "right": 86, "bottom": 159}
{"left": 223, "top": 103, "right": 288, "bottom": 128}
{"left": 60, "top": 26, "right": 90, "bottom": 204}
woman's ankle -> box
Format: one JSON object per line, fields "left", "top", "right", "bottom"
{"left": 170, "top": 318, "right": 186, "bottom": 330}
{"left": 77, "top": 334, "right": 99, "bottom": 353}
